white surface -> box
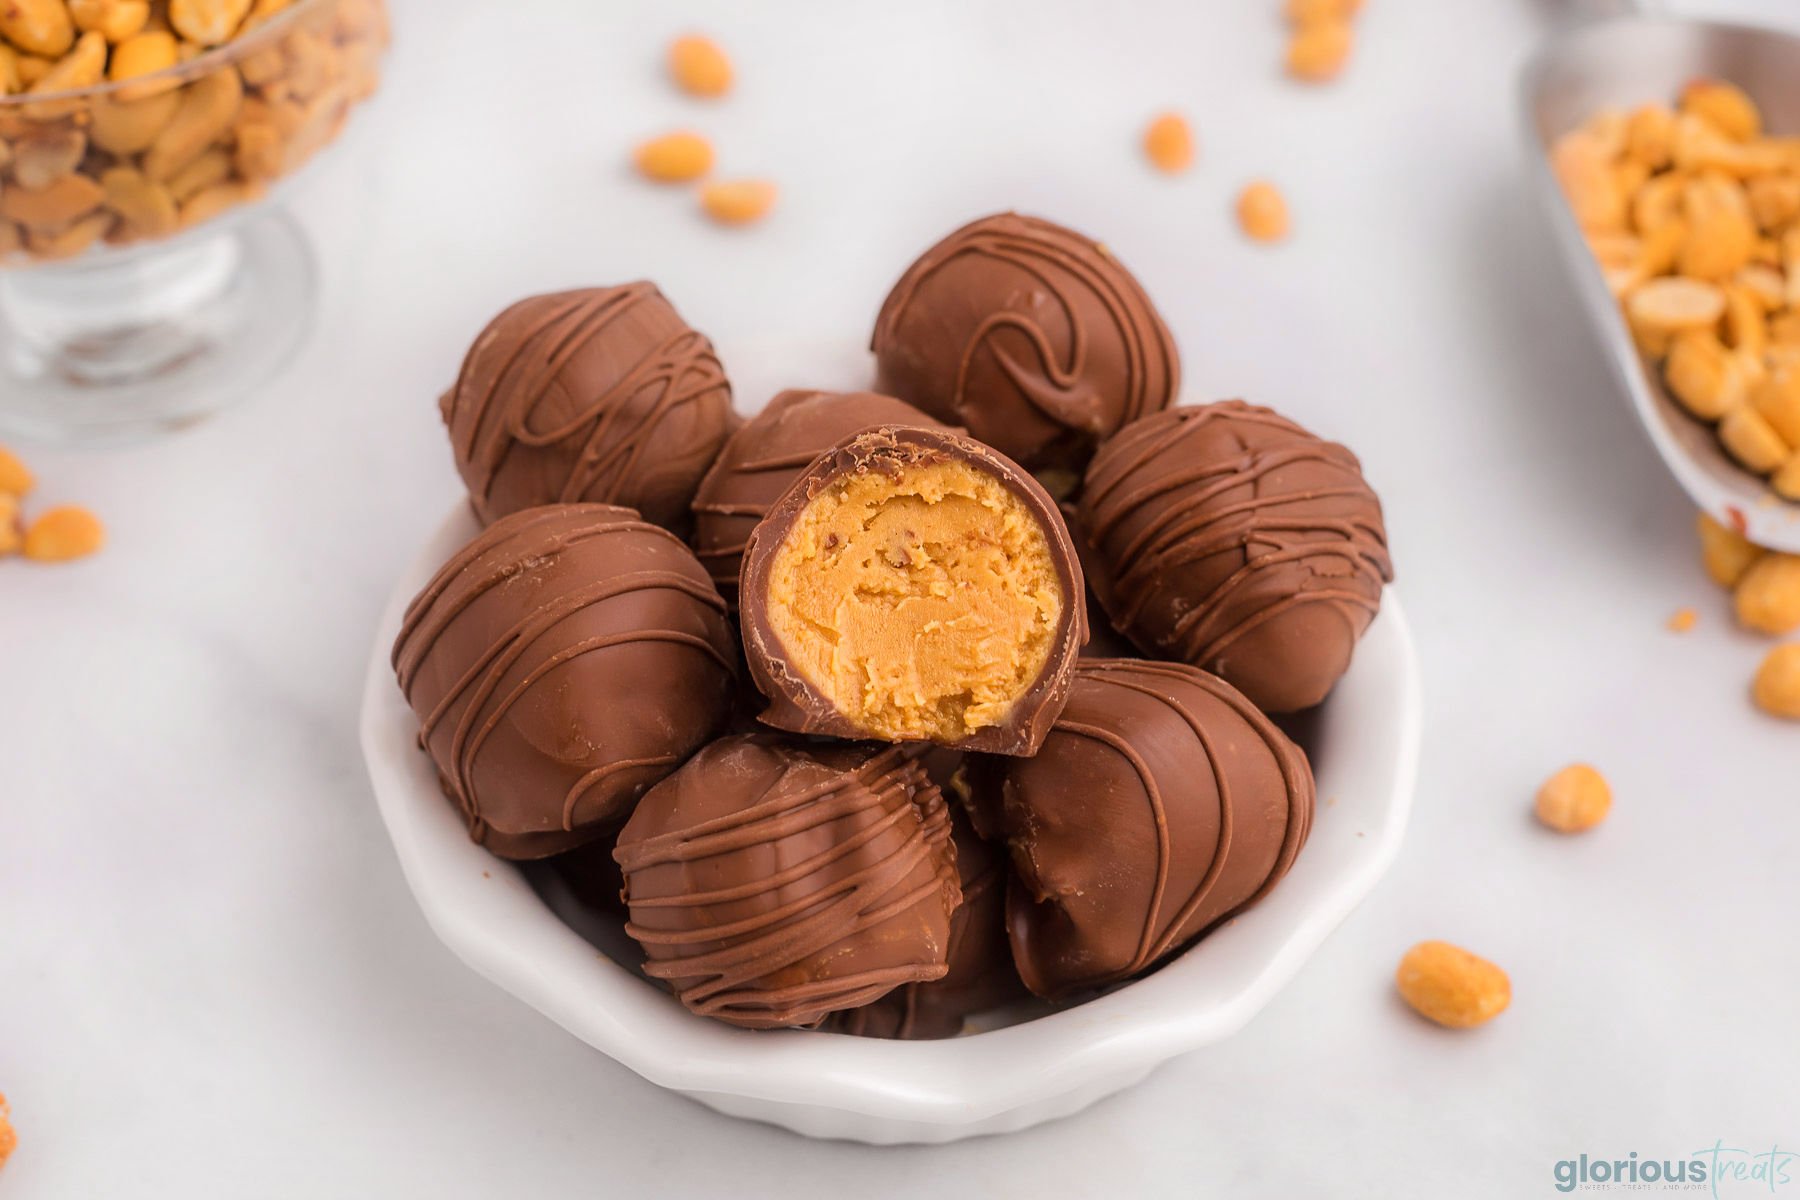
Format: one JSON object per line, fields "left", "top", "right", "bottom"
{"left": 360, "top": 504, "right": 1420, "bottom": 1143}
{"left": 3, "top": 0, "right": 1798, "bottom": 1193}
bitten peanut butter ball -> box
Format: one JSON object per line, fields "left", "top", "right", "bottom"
{"left": 740, "top": 426, "right": 1087, "bottom": 755}
{"left": 1079, "top": 400, "right": 1393, "bottom": 713}
{"left": 613, "top": 736, "right": 961, "bottom": 1030}
{"left": 689, "top": 388, "right": 947, "bottom": 606}
{"left": 871, "top": 212, "right": 1180, "bottom": 472}
{"left": 441, "top": 284, "right": 737, "bottom": 534}
{"left": 391, "top": 505, "right": 738, "bottom": 859}
{"left": 969, "top": 659, "right": 1315, "bottom": 1000}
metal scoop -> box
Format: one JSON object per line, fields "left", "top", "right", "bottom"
{"left": 1522, "top": 0, "right": 1800, "bottom": 551}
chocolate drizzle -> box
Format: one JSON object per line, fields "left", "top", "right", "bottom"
{"left": 973, "top": 659, "right": 1315, "bottom": 1000}
{"left": 1079, "top": 401, "right": 1392, "bottom": 713}
{"left": 689, "top": 389, "right": 945, "bottom": 605}
{"left": 392, "top": 504, "right": 737, "bottom": 859}
{"left": 871, "top": 212, "right": 1179, "bottom": 471}
{"left": 614, "top": 736, "right": 961, "bottom": 1030}
{"left": 442, "top": 284, "right": 736, "bottom": 533}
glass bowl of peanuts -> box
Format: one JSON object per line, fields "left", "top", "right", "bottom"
{"left": 0, "top": 0, "right": 387, "bottom": 444}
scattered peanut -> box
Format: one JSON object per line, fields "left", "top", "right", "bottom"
{"left": 1534, "top": 763, "right": 1612, "bottom": 833}
{"left": 700, "top": 178, "right": 775, "bottom": 226}
{"left": 1236, "top": 180, "right": 1290, "bottom": 243}
{"left": 0, "top": 1093, "right": 13, "bottom": 1172}
{"left": 1395, "top": 941, "right": 1511, "bottom": 1029}
{"left": 1143, "top": 111, "right": 1194, "bottom": 175}
{"left": 667, "top": 33, "right": 731, "bottom": 99}
{"left": 1698, "top": 510, "right": 1765, "bottom": 587}
{"left": 0, "top": 445, "right": 33, "bottom": 496}
{"left": 1284, "top": 0, "right": 1361, "bottom": 22}
{"left": 1752, "top": 643, "right": 1800, "bottom": 718}
{"left": 1668, "top": 606, "right": 1698, "bottom": 632}
{"left": 1285, "top": 17, "right": 1352, "bottom": 82}
{"left": 0, "top": 493, "right": 20, "bottom": 556}
{"left": 633, "top": 130, "right": 713, "bottom": 184}
{"left": 22, "top": 504, "right": 104, "bottom": 562}
{"left": 1734, "top": 551, "right": 1800, "bottom": 634}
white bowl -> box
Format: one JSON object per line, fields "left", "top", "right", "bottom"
{"left": 359, "top": 501, "right": 1422, "bottom": 1145}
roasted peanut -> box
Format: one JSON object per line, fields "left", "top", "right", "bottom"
{"left": 1746, "top": 173, "right": 1800, "bottom": 233}
{"left": 27, "top": 210, "right": 113, "bottom": 259}
{"left": 0, "top": 444, "right": 34, "bottom": 496}
{"left": 1396, "top": 941, "right": 1511, "bottom": 1029}
{"left": 110, "top": 28, "right": 179, "bottom": 93}
{"left": 1678, "top": 175, "right": 1757, "bottom": 279}
{"left": 0, "top": 0, "right": 76, "bottom": 58}
{"left": 1753, "top": 643, "right": 1800, "bottom": 718}
{"left": 1734, "top": 262, "right": 1786, "bottom": 309}
{"left": 0, "top": 171, "right": 105, "bottom": 230}
{"left": 1286, "top": 18, "right": 1352, "bottom": 82}
{"left": 1284, "top": 0, "right": 1361, "bottom": 22}
{"left": 1698, "top": 511, "right": 1764, "bottom": 588}
{"left": 70, "top": 0, "right": 150, "bottom": 42}
{"left": 1720, "top": 406, "right": 1792, "bottom": 474}
{"left": 1626, "top": 276, "right": 1725, "bottom": 334}
{"left": 668, "top": 34, "right": 731, "bottom": 98}
{"left": 10, "top": 128, "right": 85, "bottom": 189}
{"left": 178, "top": 178, "right": 256, "bottom": 228}
{"left": 1775, "top": 454, "right": 1800, "bottom": 501}
{"left": 1751, "top": 365, "right": 1800, "bottom": 447}
{"left": 0, "top": 493, "right": 21, "bottom": 556}
{"left": 1663, "top": 331, "right": 1744, "bottom": 420}
{"left": 100, "top": 165, "right": 178, "bottom": 237}
{"left": 232, "top": 119, "right": 281, "bottom": 179}
{"left": 1625, "top": 103, "right": 1676, "bottom": 170}
{"left": 169, "top": 0, "right": 252, "bottom": 46}
{"left": 1143, "top": 111, "right": 1194, "bottom": 175}
{"left": 22, "top": 504, "right": 104, "bottom": 561}
{"left": 88, "top": 89, "right": 179, "bottom": 153}
{"left": 143, "top": 65, "right": 242, "bottom": 182}
{"left": 633, "top": 129, "right": 712, "bottom": 183}
{"left": 1237, "top": 180, "right": 1290, "bottom": 242}
{"left": 700, "top": 179, "right": 776, "bottom": 226}
{"left": 1682, "top": 79, "right": 1762, "bottom": 142}
{"left": 1554, "top": 128, "right": 1626, "bottom": 231}
{"left": 1534, "top": 763, "right": 1612, "bottom": 833}
{"left": 165, "top": 147, "right": 229, "bottom": 202}
{"left": 1668, "top": 606, "right": 1699, "bottom": 633}
{"left": 1735, "top": 552, "right": 1800, "bottom": 634}
{"left": 28, "top": 28, "right": 106, "bottom": 95}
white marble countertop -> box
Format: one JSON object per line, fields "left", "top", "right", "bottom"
{"left": 3, "top": 0, "right": 1797, "bottom": 1194}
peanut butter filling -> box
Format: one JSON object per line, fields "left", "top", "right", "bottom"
{"left": 763, "top": 458, "right": 1063, "bottom": 741}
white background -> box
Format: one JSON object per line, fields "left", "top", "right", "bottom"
{"left": 3, "top": 0, "right": 1798, "bottom": 1195}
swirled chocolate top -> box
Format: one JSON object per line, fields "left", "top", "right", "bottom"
{"left": 441, "top": 284, "right": 737, "bottom": 534}
{"left": 871, "top": 212, "right": 1179, "bottom": 472}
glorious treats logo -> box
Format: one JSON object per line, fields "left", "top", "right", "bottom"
{"left": 1552, "top": 1142, "right": 1796, "bottom": 1195}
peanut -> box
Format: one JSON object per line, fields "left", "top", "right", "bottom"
{"left": 1534, "top": 763, "right": 1612, "bottom": 833}
{"left": 1719, "top": 406, "right": 1791, "bottom": 474}
{"left": 1681, "top": 79, "right": 1761, "bottom": 142}
{"left": 143, "top": 64, "right": 242, "bottom": 182}
{"left": 1734, "top": 263, "right": 1786, "bottom": 309}
{"left": 169, "top": 0, "right": 252, "bottom": 46}
{"left": 88, "top": 89, "right": 179, "bottom": 153}
{"left": 1678, "top": 176, "right": 1756, "bottom": 279}
{"left": 1626, "top": 276, "right": 1724, "bottom": 333}
{"left": 1752, "top": 365, "right": 1800, "bottom": 447}
{"left": 1626, "top": 104, "right": 1676, "bottom": 170}
{"left": 165, "top": 147, "right": 230, "bottom": 202}
{"left": 0, "top": 444, "right": 35, "bottom": 496}
{"left": 100, "top": 165, "right": 178, "bottom": 237}
{"left": 28, "top": 28, "right": 106, "bottom": 94}
{"left": 1286, "top": 17, "right": 1352, "bottom": 83}
{"left": 1237, "top": 180, "right": 1290, "bottom": 242}
{"left": 668, "top": 34, "right": 731, "bottom": 98}
{"left": 233, "top": 119, "right": 282, "bottom": 179}
{"left": 700, "top": 179, "right": 775, "bottom": 226}
{"left": 0, "top": 492, "right": 20, "bottom": 556}
{"left": 1668, "top": 606, "right": 1698, "bottom": 633}
{"left": 0, "top": 171, "right": 105, "bottom": 231}
{"left": 10, "top": 127, "right": 85, "bottom": 189}
{"left": 1735, "top": 552, "right": 1800, "bottom": 634}
{"left": 110, "top": 29, "right": 179, "bottom": 94}
{"left": 1746, "top": 174, "right": 1800, "bottom": 233}
{"left": 1143, "top": 111, "right": 1194, "bottom": 175}
{"left": 633, "top": 130, "right": 713, "bottom": 184}
{"left": 1284, "top": 0, "right": 1361, "bottom": 22}
{"left": 1396, "top": 941, "right": 1511, "bottom": 1029}
{"left": 0, "top": 0, "right": 75, "bottom": 58}
{"left": 22, "top": 504, "right": 105, "bottom": 561}
{"left": 1775, "top": 455, "right": 1800, "bottom": 501}
{"left": 70, "top": 0, "right": 150, "bottom": 42}
{"left": 27, "top": 210, "right": 113, "bottom": 259}
{"left": 179, "top": 179, "right": 255, "bottom": 228}
{"left": 1752, "top": 643, "right": 1800, "bottom": 718}
{"left": 1698, "top": 511, "right": 1764, "bottom": 588}
{"left": 1554, "top": 130, "right": 1626, "bottom": 232}
{"left": 1663, "top": 332, "right": 1744, "bottom": 420}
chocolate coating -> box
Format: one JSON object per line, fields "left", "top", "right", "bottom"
{"left": 613, "top": 736, "right": 961, "bottom": 1030}
{"left": 442, "top": 284, "right": 736, "bottom": 533}
{"left": 871, "top": 212, "right": 1180, "bottom": 471}
{"left": 690, "top": 389, "right": 946, "bottom": 605}
{"left": 1079, "top": 401, "right": 1393, "bottom": 713}
{"left": 828, "top": 754, "right": 1022, "bottom": 1039}
{"left": 739, "top": 425, "right": 1087, "bottom": 755}
{"left": 972, "top": 659, "right": 1315, "bottom": 1000}
{"left": 392, "top": 505, "right": 737, "bottom": 859}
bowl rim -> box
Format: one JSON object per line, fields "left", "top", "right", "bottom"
{"left": 0, "top": 0, "right": 336, "bottom": 109}
{"left": 360, "top": 500, "right": 1422, "bottom": 1126}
